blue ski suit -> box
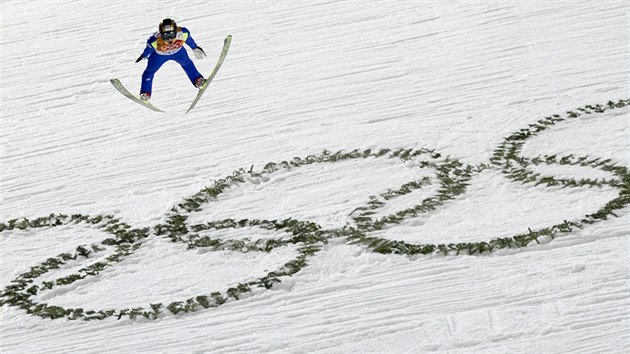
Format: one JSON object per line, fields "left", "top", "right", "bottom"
{"left": 138, "top": 27, "right": 203, "bottom": 95}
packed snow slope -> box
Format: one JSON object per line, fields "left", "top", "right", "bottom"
{"left": 1, "top": 1, "right": 629, "bottom": 353}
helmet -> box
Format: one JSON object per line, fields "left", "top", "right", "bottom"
{"left": 159, "top": 18, "right": 177, "bottom": 40}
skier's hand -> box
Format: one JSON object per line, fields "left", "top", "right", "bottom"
{"left": 135, "top": 54, "right": 146, "bottom": 63}
{"left": 193, "top": 47, "right": 206, "bottom": 59}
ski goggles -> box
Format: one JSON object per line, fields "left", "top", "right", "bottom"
{"left": 161, "top": 30, "right": 176, "bottom": 40}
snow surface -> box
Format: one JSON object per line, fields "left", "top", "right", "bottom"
{"left": 1, "top": 1, "right": 629, "bottom": 353}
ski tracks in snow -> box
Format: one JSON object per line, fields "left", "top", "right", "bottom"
{"left": 1, "top": 0, "right": 629, "bottom": 353}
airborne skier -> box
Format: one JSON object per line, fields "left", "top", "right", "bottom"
{"left": 110, "top": 20, "right": 231, "bottom": 113}
{"left": 135, "top": 18, "right": 207, "bottom": 101}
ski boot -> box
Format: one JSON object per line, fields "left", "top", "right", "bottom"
{"left": 194, "top": 76, "right": 207, "bottom": 89}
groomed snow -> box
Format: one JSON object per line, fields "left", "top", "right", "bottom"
{"left": 1, "top": 1, "right": 629, "bottom": 353}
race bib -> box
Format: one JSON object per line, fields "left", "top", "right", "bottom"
{"left": 156, "top": 38, "right": 184, "bottom": 55}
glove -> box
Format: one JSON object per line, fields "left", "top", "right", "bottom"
{"left": 193, "top": 47, "right": 206, "bottom": 59}
{"left": 135, "top": 54, "right": 146, "bottom": 63}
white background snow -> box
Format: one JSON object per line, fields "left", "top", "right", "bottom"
{"left": 1, "top": 0, "right": 629, "bottom": 352}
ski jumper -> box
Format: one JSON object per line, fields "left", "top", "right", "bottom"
{"left": 139, "top": 27, "right": 202, "bottom": 95}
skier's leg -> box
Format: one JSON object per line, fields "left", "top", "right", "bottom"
{"left": 173, "top": 50, "right": 203, "bottom": 86}
{"left": 140, "top": 55, "right": 168, "bottom": 95}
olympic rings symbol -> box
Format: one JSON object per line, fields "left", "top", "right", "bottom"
{"left": 1, "top": 99, "right": 628, "bottom": 321}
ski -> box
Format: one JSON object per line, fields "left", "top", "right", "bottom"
{"left": 186, "top": 35, "right": 232, "bottom": 114}
{"left": 110, "top": 79, "right": 164, "bottom": 112}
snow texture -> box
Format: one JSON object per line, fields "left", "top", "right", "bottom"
{"left": 1, "top": 1, "right": 629, "bottom": 353}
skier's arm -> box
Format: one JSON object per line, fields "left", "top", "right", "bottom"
{"left": 182, "top": 28, "right": 206, "bottom": 59}
{"left": 182, "top": 28, "right": 199, "bottom": 49}
{"left": 136, "top": 36, "right": 156, "bottom": 62}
